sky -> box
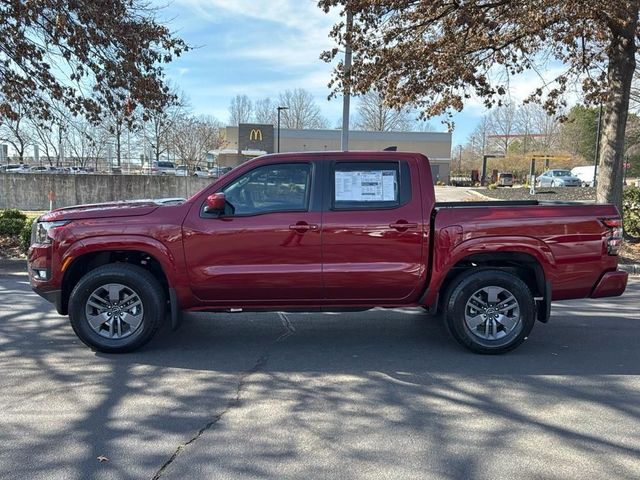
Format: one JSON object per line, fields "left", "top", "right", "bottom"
{"left": 157, "top": 0, "right": 571, "bottom": 147}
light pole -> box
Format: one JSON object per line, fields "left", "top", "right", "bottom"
{"left": 277, "top": 106, "right": 288, "bottom": 153}
{"left": 341, "top": 9, "right": 353, "bottom": 151}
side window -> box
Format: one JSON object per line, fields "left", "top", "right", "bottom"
{"left": 221, "top": 163, "right": 311, "bottom": 216}
{"left": 332, "top": 162, "right": 405, "bottom": 210}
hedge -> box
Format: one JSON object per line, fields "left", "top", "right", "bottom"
{"left": 624, "top": 187, "right": 640, "bottom": 239}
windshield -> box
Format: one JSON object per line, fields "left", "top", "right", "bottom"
{"left": 553, "top": 170, "right": 572, "bottom": 177}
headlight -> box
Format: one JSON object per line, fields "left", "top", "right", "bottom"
{"left": 33, "top": 221, "right": 69, "bottom": 244}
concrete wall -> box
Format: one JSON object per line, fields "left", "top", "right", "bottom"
{"left": 0, "top": 174, "right": 213, "bottom": 211}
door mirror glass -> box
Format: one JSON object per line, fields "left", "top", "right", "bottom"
{"left": 205, "top": 193, "right": 226, "bottom": 213}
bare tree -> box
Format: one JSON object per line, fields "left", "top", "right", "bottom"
{"left": 354, "top": 90, "right": 411, "bottom": 131}
{"left": 487, "top": 104, "right": 517, "bottom": 155}
{"left": 170, "top": 115, "right": 224, "bottom": 169}
{"left": 462, "top": 115, "right": 491, "bottom": 170}
{"left": 254, "top": 98, "right": 277, "bottom": 125}
{"left": 65, "top": 116, "right": 110, "bottom": 169}
{"left": 141, "top": 87, "right": 188, "bottom": 164}
{"left": 411, "top": 118, "right": 438, "bottom": 132}
{"left": 30, "top": 119, "right": 61, "bottom": 166}
{"left": 228, "top": 95, "right": 253, "bottom": 126}
{"left": 278, "top": 89, "right": 328, "bottom": 129}
{"left": 0, "top": 106, "right": 32, "bottom": 162}
{"left": 526, "top": 104, "right": 562, "bottom": 154}
{"left": 631, "top": 66, "right": 640, "bottom": 113}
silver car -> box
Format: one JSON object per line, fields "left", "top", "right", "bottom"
{"left": 536, "top": 169, "right": 581, "bottom": 187}
{"left": 151, "top": 161, "right": 176, "bottom": 175}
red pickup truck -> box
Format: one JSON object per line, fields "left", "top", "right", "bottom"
{"left": 28, "top": 151, "right": 628, "bottom": 354}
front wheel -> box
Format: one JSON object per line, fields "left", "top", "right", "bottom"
{"left": 443, "top": 270, "right": 535, "bottom": 354}
{"left": 68, "top": 264, "right": 165, "bottom": 353}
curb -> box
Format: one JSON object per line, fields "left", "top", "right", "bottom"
{"left": 0, "top": 258, "right": 27, "bottom": 273}
{"left": 619, "top": 264, "right": 640, "bottom": 276}
{"left": 466, "top": 189, "right": 494, "bottom": 200}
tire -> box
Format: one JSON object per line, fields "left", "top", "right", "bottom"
{"left": 443, "top": 269, "right": 535, "bottom": 354}
{"left": 68, "top": 264, "right": 165, "bottom": 353}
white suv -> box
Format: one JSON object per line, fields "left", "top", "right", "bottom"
{"left": 151, "top": 161, "right": 176, "bottom": 175}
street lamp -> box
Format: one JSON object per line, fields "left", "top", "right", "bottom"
{"left": 277, "top": 106, "right": 288, "bottom": 153}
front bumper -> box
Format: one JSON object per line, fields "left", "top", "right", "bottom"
{"left": 590, "top": 270, "right": 628, "bottom": 298}
{"left": 28, "top": 243, "right": 66, "bottom": 315}
{"left": 31, "top": 286, "right": 64, "bottom": 313}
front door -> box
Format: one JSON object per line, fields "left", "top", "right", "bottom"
{"left": 182, "top": 162, "right": 322, "bottom": 304}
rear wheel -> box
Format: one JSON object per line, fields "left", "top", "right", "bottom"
{"left": 69, "top": 264, "right": 165, "bottom": 353}
{"left": 443, "top": 270, "right": 535, "bottom": 354}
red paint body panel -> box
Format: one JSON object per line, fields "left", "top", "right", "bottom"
{"left": 27, "top": 151, "right": 627, "bottom": 315}
{"left": 590, "top": 270, "right": 628, "bottom": 298}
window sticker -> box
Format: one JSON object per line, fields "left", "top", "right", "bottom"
{"left": 335, "top": 170, "right": 397, "bottom": 202}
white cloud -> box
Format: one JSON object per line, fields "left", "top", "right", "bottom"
{"left": 174, "top": 0, "right": 340, "bottom": 70}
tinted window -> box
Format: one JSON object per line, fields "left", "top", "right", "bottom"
{"left": 158, "top": 162, "right": 175, "bottom": 169}
{"left": 332, "top": 162, "right": 402, "bottom": 210}
{"left": 554, "top": 170, "right": 571, "bottom": 177}
{"left": 222, "top": 163, "right": 311, "bottom": 215}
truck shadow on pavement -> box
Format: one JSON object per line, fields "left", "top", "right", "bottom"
{"left": 1, "top": 273, "right": 639, "bottom": 480}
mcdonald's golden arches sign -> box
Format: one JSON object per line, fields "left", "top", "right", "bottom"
{"left": 239, "top": 123, "right": 274, "bottom": 153}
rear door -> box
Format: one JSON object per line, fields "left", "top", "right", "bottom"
{"left": 321, "top": 156, "right": 425, "bottom": 302}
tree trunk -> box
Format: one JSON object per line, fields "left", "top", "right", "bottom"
{"left": 115, "top": 131, "right": 122, "bottom": 167}
{"left": 597, "top": 7, "right": 638, "bottom": 212}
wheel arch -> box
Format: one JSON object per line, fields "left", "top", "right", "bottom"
{"left": 424, "top": 248, "right": 550, "bottom": 320}
{"left": 59, "top": 240, "right": 173, "bottom": 315}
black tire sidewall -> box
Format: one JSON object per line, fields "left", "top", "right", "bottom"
{"left": 445, "top": 270, "right": 535, "bottom": 354}
{"left": 69, "top": 264, "right": 164, "bottom": 353}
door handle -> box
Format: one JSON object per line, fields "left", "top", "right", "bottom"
{"left": 289, "top": 222, "right": 319, "bottom": 233}
{"left": 389, "top": 221, "right": 418, "bottom": 231}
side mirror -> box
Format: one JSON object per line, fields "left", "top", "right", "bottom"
{"left": 205, "top": 193, "right": 226, "bottom": 214}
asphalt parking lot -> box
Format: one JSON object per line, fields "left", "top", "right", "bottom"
{"left": 0, "top": 264, "right": 639, "bottom": 480}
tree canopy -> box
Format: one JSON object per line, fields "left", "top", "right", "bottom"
{"left": 0, "top": 0, "right": 188, "bottom": 124}
{"left": 319, "top": 0, "right": 638, "bottom": 209}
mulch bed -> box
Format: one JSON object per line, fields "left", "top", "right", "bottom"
{"left": 620, "top": 241, "right": 640, "bottom": 265}
{"left": 0, "top": 236, "right": 25, "bottom": 259}
{"left": 473, "top": 186, "right": 598, "bottom": 202}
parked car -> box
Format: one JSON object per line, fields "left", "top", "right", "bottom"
{"left": 175, "top": 165, "right": 188, "bottom": 177}
{"left": 193, "top": 166, "right": 209, "bottom": 178}
{"left": 571, "top": 166, "right": 596, "bottom": 187}
{"left": 536, "top": 169, "right": 582, "bottom": 187}
{"left": 28, "top": 151, "right": 627, "bottom": 355}
{"left": 6, "top": 164, "right": 30, "bottom": 173}
{"left": 497, "top": 172, "right": 514, "bottom": 187}
{"left": 150, "top": 161, "right": 176, "bottom": 175}
{"left": 208, "top": 166, "right": 233, "bottom": 178}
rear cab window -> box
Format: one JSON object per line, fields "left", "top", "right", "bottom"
{"left": 331, "top": 161, "right": 411, "bottom": 210}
